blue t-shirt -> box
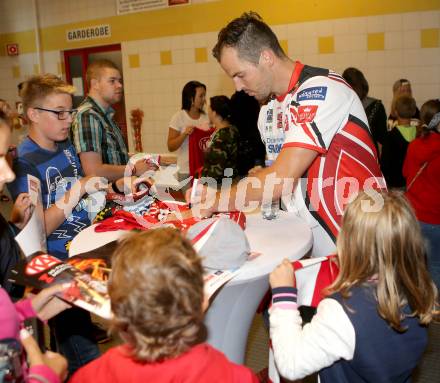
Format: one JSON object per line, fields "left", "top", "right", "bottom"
{"left": 8, "top": 137, "right": 91, "bottom": 260}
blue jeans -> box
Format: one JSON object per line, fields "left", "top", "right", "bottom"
{"left": 49, "top": 307, "right": 100, "bottom": 376}
{"left": 420, "top": 221, "right": 440, "bottom": 291}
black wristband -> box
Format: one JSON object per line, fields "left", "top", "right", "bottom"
{"left": 112, "top": 181, "right": 125, "bottom": 195}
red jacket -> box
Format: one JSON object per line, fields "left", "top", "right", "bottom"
{"left": 69, "top": 343, "right": 258, "bottom": 383}
{"left": 403, "top": 132, "right": 440, "bottom": 224}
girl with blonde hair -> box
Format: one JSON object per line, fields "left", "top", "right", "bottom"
{"left": 388, "top": 79, "right": 420, "bottom": 130}
{"left": 269, "top": 190, "right": 437, "bottom": 383}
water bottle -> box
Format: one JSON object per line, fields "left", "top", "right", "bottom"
{"left": 261, "top": 159, "right": 280, "bottom": 220}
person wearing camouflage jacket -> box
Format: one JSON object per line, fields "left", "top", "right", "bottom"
{"left": 201, "top": 96, "right": 239, "bottom": 183}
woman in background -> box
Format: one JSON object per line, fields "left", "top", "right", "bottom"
{"left": 201, "top": 96, "right": 239, "bottom": 183}
{"left": 388, "top": 79, "right": 420, "bottom": 130}
{"left": 342, "top": 68, "right": 387, "bottom": 154}
{"left": 167, "top": 81, "right": 208, "bottom": 182}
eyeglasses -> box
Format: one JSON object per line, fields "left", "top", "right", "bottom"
{"left": 34, "top": 107, "right": 77, "bottom": 120}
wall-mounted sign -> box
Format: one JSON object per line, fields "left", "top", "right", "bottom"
{"left": 117, "top": 0, "right": 190, "bottom": 15}
{"left": 6, "top": 43, "right": 19, "bottom": 56}
{"left": 66, "top": 25, "right": 111, "bottom": 42}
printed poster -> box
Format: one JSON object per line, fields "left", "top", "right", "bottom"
{"left": 15, "top": 175, "right": 47, "bottom": 256}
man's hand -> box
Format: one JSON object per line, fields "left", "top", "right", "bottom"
{"left": 112, "top": 176, "right": 155, "bottom": 195}
{"left": 247, "top": 165, "right": 263, "bottom": 176}
{"left": 10, "top": 193, "right": 32, "bottom": 229}
{"left": 134, "top": 158, "right": 159, "bottom": 177}
{"left": 185, "top": 183, "right": 218, "bottom": 218}
{"left": 20, "top": 328, "right": 68, "bottom": 381}
{"left": 79, "top": 176, "right": 108, "bottom": 196}
{"left": 269, "top": 259, "right": 296, "bottom": 289}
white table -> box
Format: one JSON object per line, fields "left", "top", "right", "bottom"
{"left": 69, "top": 211, "right": 312, "bottom": 364}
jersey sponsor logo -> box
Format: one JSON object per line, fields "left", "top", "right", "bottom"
{"left": 198, "top": 136, "right": 211, "bottom": 152}
{"left": 297, "top": 86, "right": 327, "bottom": 101}
{"left": 266, "top": 108, "right": 273, "bottom": 123}
{"left": 25, "top": 254, "right": 62, "bottom": 275}
{"left": 266, "top": 137, "right": 284, "bottom": 154}
{"left": 297, "top": 105, "right": 318, "bottom": 123}
{"left": 267, "top": 143, "right": 283, "bottom": 154}
{"left": 276, "top": 112, "right": 283, "bottom": 130}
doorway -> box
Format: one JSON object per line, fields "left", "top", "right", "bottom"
{"left": 63, "top": 44, "right": 127, "bottom": 143}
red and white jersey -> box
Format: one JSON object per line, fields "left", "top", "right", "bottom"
{"left": 267, "top": 62, "right": 385, "bottom": 242}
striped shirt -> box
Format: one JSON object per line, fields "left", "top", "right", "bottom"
{"left": 71, "top": 96, "right": 129, "bottom": 165}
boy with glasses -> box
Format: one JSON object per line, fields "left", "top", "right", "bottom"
{"left": 8, "top": 74, "right": 113, "bottom": 376}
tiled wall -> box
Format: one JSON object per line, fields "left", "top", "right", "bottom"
{"left": 122, "top": 31, "right": 236, "bottom": 152}
{"left": 121, "top": 11, "right": 440, "bottom": 153}
{"left": 0, "top": 1, "right": 439, "bottom": 154}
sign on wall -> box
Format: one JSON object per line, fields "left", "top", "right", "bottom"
{"left": 117, "top": 0, "right": 190, "bottom": 15}
{"left": 66, "top": 25, "right": 112, "bottom": 42}
{"left": 6, "top": 43, "right": 19, "bottom": 56}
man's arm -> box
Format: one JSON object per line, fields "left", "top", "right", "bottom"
{"left": 79, "top": 152, "right": 157, "bottom": 181}
{"left": 197, "top": 147, "right": 317, "bottom": 215}
{"left": 79, "top": 151, "right": 127, "bottom": 181}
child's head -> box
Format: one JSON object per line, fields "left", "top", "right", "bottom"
{"left": 0, "top": 102, "right": 15, "bottom": 190}
{"left": 420, "top": 99, "right": 440, "bottom": 135}
{"left": 109, "top": 228, "right": 207, "bottom": 362}
{"left": 20, "top": 74, "right": 75, "bottom": 143}
{"left": 392, "top": 79, "right": 412, "bottom": 97}
{"left": 394, "top": 95, "right": 417, "bottom": 121}
{"left": 330, "top": 191, "right": 437, "bottom": 330}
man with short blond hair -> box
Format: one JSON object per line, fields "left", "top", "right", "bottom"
{"left": 72, "top": 59, "right": 151, "bottom": 181}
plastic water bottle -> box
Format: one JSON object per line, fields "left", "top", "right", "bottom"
{"left": 261, "top": 199, "right": 280, "bottom": 220}
{"left": 261, "top": 159, "right": 280, "bottom": 220}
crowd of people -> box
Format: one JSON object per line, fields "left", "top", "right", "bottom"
{"left": 0, "top": 10, "right": 438, "bottom": 383}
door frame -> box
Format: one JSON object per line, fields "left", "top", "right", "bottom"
{"left": 63, "top": 43, "right": 121, "bottom": 95}
{"left": 63, "top": 44, "right": 128, "bottom": 143}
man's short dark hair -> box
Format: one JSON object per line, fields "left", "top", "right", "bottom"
{"left": 212, "top": 12, "right": 286, "bottom": 65}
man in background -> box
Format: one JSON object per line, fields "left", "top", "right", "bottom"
{"left": 71, "top": 59, "right": 152, "bottom": 181}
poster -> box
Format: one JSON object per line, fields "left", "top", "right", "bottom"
{"left": 117, "top": 0, "right": 190, "bottom": 15}
{"left": 15, "top": 175, "right": 47, "bottom": 256}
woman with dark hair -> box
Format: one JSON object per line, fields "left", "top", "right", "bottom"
{"left": 342, "top": 67, "right": 387, "bottom": 153}
{"left": 167, "top": 81, "right": 208, "bottom": 181}
{"left": 201, "top": 96, "right": 239, "bottom": 183}
{"left": 403, "top": 99, "right": 440, "bottom": 290}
